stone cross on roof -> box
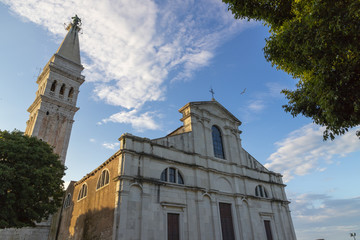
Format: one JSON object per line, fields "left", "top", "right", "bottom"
{"left": 209, "top": 88, "right": 215, "bottom": 101}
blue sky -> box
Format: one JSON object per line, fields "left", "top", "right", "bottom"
{"left": 1, "top": 1, "right": 359, "bottom": 239}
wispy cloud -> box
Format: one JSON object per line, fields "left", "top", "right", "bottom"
{"left": 102, "top": 142, "right": 120, "bottom": 150}
{"left": 100, "top": 109, "right": 160, "bottom": 131}
{"left": 290, "top": 193, "right": 360, "bottom": 240}
{"left": 265, "top": 124, "right": 360, "bottom": 182}
{"left": 247, "top": 100, "right": 265, "bottom": 112}
{"left": 3, "top": 0, "right": 252, "bottom": 131}
{"left": 265, "top": 82, "right": 285, "bottom": 98}
{"left": 241, "top": 82, "right": 288, "bottom": 121}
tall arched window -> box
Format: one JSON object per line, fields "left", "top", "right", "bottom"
{"left": 59, "top": 84, "right": 66, "bottom": 95}
{"left": 63, "top": 193, "right": 71, "bottom": 208}
{"left": 77, "top": 183, "right": 88, "bottom": 201}
{"left": 212, "top": 125, "right": 225, "bottom": 159}
{"left": 68, "top": 87, "right": 74, "bottom": 98}
{"left": 50, "top": 80, "right": 57, "bottom": 92}
{"left": 96, "top": 169, "right": 110, "bottom": 190}
{"left": 160, "top": 167, "right": 184, "bottom": 184}
{"left": 255, "top": 185, "right": 269, "bottom": 198}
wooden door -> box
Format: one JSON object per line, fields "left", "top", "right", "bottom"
{"left": 168, "top": 213, "right": 180, "bottom": 240}
{"left": 219, "top": 203, "right": 235, "bottom": 240}
{"left": 264, "top": 220, "right": 273, "bottom": 240}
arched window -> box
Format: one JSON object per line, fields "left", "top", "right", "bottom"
{"left": 255, "top": 185, "right": 269, "bottom": 198}
{"left": 63, "top": 193, "right": 71, "bottom": 208}
{"left": 160, "top": 167, "right": 184, "bottom": 184}
{"left": 68, "top": 87, "right": 74, "bottom": 98}
{"left": 59, "top": 83, "right": 66, "bottom": 95}
{"left": 50, "top": 80, "right": 57, "bottom": 92}
{"left": 77, "top": 183, "right": 88, "bottom": 201}
{"left": 96, "top": 169, "right": 110, "bottom": 190}
{"left": 212, "top": 125, "right": 225, "bottom": 159}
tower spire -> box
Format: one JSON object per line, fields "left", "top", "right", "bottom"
{"left": 56, "top": 15, "right": 82, "bottom": 65}
{"left": 25, "top": 16, "right": 85, "bottom": 164}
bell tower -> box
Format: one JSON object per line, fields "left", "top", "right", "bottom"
{"left": 25, "top": 16, "right": 85, "bottom": 164}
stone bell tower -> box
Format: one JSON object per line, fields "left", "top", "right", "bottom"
{"left": 25, "top": 15, "right": 85, "bottom": 164}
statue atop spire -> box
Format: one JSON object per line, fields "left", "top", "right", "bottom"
{"left": 58, "top": 15, "right": 82, "bottom": 65}
{"left": 72, "top": 15, "right": 81, "bottom": 27}
{"left": 66, "top": 14, "right": 82, "bottom": 32}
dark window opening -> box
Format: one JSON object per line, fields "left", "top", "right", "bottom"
{"left": 160, "top": 168, "right": 184, "bottom": 185}
{"left": 63, "top": 193, "right": 71, "bottom": 208}
{"left": 50, "top": 80, "right": 57, "bottom": 92}
{"left": 96, "top": 169, "right": 110, "bottom": 190}
{"left": 78, "top": 183, "right": 87, "bottom": 200}
{"left": 68, "top": 87, "right": 74, "bottom": 98}
{"left": 60, "top": 84, "right": 66, "bottom": 95}
{"left": 161, "top": 168, "right": 168, "bottom": 181}
{"left": 169, "top": 168, "right": 176, "bottom": 183}
{"left": 212, "top": 125, "right": 225, "bottom": 159}
{"left": 255, "top": 185, "right": 269, "bottom": 198}
{"left": 178, "top": 173, "right": 184, "bottom": 184}
{"left": 219, "top": 203, "right": 235, "bottom": 240}
{"left": 167, "top": 213, "right": 180, "bottom": 240}
{"left": 264, "top": 220, "right": 273, "bottom": 240}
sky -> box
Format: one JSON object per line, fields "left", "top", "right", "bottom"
{"left": 0, "top": 1, "right": 359, "bottom": 239}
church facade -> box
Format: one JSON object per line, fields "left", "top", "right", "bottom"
{"left": 56, "top": 101, "right": 297, "bottom": 240}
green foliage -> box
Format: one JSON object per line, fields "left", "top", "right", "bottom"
{"left": 223, "top": 0, "right": 360, "bottom": 140}
{"left": 0, "top": 130, "right": 65, "bottom": 228}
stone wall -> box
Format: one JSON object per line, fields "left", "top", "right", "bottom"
{"left": 56, "top": 154, "right": 119, "bottom": 240}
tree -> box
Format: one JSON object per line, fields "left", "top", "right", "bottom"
{"left": 0, "top": 130, "right": 65, "bottom": 228}
{"left": 223, "top": 0, "right": 360, "bottom": 140}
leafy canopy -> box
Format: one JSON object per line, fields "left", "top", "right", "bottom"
{"left": 0, "top": 130, "right": 65, "bottom": 228}
{"left": 223, "top": 0, "right": 360, "bottom": 140}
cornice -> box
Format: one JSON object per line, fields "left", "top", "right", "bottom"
{"left": 27, "top": 94, "right": 79, "bottom": 113}
{"left": 49, "top": 62, "right": 85, "bottom": 84}
{"left": 120, "top": 148, "right": 285, "bottom": 187}
{"left": 116, "top": 175, "right": 289, "bottom": 204}
{"left": 75, "top": 150, "right": 121, "bottom": 186}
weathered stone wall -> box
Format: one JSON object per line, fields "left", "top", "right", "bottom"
{"left": 56, "top": 155, "right": 119, "bottom": 240}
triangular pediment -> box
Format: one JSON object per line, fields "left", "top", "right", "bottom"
{"left": 179, "top": 100, "right": 241, "bottom": 125}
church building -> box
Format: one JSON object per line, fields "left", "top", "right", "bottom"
{"left": 1, "top": 17, "right": 297, "bottom": 240}
{"left": 56, "top": 100, "right": 296, "bottom": 240}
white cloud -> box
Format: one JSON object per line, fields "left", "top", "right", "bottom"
{"left": 247, "top": 100, "right": 265, "bottom": 112}
{"left": 265, "top": 124, "right": 360, "bottom": 182}
{"left": 290, "top": 193, "right": 360, "bottom": 240}
{"left": 242, "top": 82, "right": 288, "bottom": 120}
{"left": 89, "top": 138, "right": 96, "bottom": 143}
{"left": 101, "top": 109, "right": 160, "bottom": 131}
{"left": 3, "top": 0, "right": 252, "bottom": 131}
{"left": 102, "top": 142, "right": 120, "bottom": 150}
